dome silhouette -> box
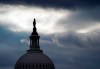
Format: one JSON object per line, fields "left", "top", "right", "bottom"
{"left": 14, "top": 19, "right": 55, "bottom": 69}
{"left": 15, "top": 53, "right": 55, "bottom": 69}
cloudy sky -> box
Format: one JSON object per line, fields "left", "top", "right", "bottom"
{"left": 0, "top": 0, "right": 100, "bottom": 69}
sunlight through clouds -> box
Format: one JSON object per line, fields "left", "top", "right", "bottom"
{"left": 77, "top": 23, "right": 100, "bottom": 33}
{"left": 0, "top": 4, "right": 70, "bottom": 34}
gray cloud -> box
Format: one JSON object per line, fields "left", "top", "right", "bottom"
{"left": 0, "top": 0, "right": 100, "bottom": 9}
{"left": 57, "top": 7, "right": 100, "bottom": 31}
{"left": 52, "top": 30, "right": 100, "bottom": 69}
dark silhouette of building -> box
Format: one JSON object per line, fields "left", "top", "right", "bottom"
{"left": 14, "top": 19, "right": 55, "bottom": 69}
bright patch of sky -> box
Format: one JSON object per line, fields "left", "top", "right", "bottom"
{"left": 77, "top": 23, "right": 100, "bottom": 33}
{"left": 0, "top": 4, "right": 71, "bottom": 34}
{"left": 0, "top": 4, "right": 100, "bottom": 34}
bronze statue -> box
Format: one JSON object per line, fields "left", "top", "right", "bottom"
{"left": 33, "top": 18, "right": 36, "bottom": 27}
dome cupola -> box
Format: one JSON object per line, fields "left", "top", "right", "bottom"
{"left": 14, "top": 19, "right": 55, "bottom": 69}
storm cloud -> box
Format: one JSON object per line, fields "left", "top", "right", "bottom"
{"left": 0, "top": 0, "right": 100, "bottom": 9}
{"left": 0, "top": 0, "right": 100, "bottom": 69}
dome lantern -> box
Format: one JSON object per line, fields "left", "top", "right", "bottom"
{"left": 27, "top": 18, "right": 43, "bottom": 53}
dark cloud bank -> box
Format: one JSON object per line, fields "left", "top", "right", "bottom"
{"left": 0, "top": 0, "right": 100, "bottom": 9}
{"left": 0, "top": 23, "right": 100, "bottom": 69}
